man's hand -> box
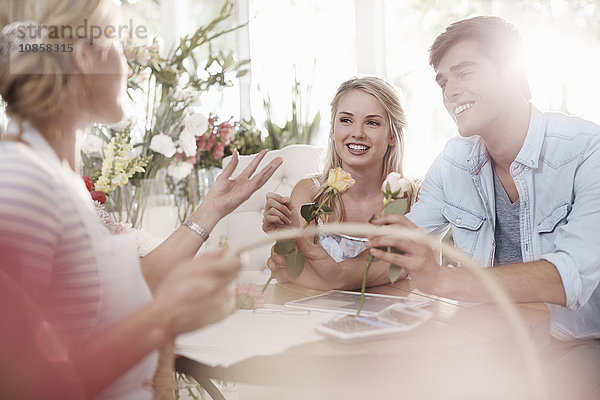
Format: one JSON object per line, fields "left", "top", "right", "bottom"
{"left": 367, "top": 214, "right": 441, "bottom": 294}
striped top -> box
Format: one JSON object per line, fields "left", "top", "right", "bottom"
{"left": 0, "top": 124, "right": 156, "bottom": 399}
{"left": 0, "top": 137, "right": 101, "bottom": 346}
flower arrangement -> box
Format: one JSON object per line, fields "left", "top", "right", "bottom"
{"left": 264, "top": 167, "right": 355, "bottom": 292}
{"left": 357, "top": 172, "right": 412, "bottom": 316}
{"left": 82, "top": 176, "right": 135, "bottom": 236}
{"left": 81, "top": 0, "right": 248, "bottom": 228}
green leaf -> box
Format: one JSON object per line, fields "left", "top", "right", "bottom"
{"left": 286, "top": 248, "right": 305, "bottom": 281}
{"left": 389, "top": 265, "right": 404, "bottom": 284}
{"left": 300, "top": 203, "right": 316, "bottom": 222}
{"left": 383, "top": 197, "right": 409, "bottom": 216}
{"left": 274, "top": 239, "right": 296, "bottom": 255}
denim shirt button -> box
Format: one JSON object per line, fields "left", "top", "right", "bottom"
{"left": 525, "top": 167, "right": 530, "bottom": 171}
{"left": 456, "top": 217, "right": 462, "bottom": 224}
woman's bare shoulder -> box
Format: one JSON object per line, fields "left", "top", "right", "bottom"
{"left": 291, "top": 177, "right": 319, "bottom": 203}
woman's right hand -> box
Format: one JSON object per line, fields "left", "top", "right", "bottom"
{"left": 262, "top": 192, "right": 295, "bottom": 233}
{"left": 153, "top": 249, "right": 242, "bottom": 337}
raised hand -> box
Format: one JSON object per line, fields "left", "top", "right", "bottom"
{"left": 204, "top": 150, "right": 283, "bottom": 219}
{"left": 366, "top": 214, "right": 441, "bottom": 294}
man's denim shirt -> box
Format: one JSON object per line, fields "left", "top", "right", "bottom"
{"left": 407, "top": 106, "right": 600, "bottom": 340}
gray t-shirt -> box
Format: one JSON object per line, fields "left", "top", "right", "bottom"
{"left": 493, "top": 168, "right": 523, "bottom": 265}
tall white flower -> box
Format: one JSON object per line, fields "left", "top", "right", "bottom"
{"left": 167, "top": 161, "right": 193, "bottom": 182}
{"left": 149, "top": 134, "right": 176, "bottom": 158}
{"left": 178, "top": 129, "right": 197, "bottom": 158}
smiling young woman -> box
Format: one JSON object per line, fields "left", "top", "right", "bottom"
{"left": 261, "top": 76, "right": 417, "bottom": 290}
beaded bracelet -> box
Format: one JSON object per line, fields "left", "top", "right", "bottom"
{"left": 183, "top": 220, "right": 210, "bottom": 241}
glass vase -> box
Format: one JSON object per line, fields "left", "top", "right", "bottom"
{"left": 106, "top": 178, "right": 155, "bottom": 229}
{"left": 197, "top": 166, "right": 222, "bottom": 199}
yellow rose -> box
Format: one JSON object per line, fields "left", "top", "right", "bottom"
{"left": 327, "top": 167, "right": 355, "bottom": 193}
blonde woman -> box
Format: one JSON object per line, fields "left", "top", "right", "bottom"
{"left": 262, "top": 76, "right": 415, "bottom": 290}
{"left": 0, "top": 1, "right": 281, "bottom": 398}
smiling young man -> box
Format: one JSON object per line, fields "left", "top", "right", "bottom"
{"left": 367, "top": 16, "right": 600, "bottom": 397}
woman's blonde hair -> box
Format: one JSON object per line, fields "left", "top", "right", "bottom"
{"left": 314, "top": 76, "right": 415, "bottom": 222}
{"left": 0, "top": 0, "right": 115, "bottom": 135}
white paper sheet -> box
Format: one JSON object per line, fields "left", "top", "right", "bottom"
{"left": 175, "top": 306, "right": 335, "bottom": 367}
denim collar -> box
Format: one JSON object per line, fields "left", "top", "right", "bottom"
{"left": 467, "top": 104, "right": 544, "bottom": 175}
{"left": 514, "top": 105, "right": 545, "bottom": 169}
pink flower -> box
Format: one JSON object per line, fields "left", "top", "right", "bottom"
{"left": 234, "top": 283, "right": 265, "bottom": 310}
{"left": 92, "top": 201, "right": 133, "bottom": 235}
{"left": 382, "top": 172, "right": 411, "bottom": 199}
{"left": 217, "top": 121, "right": 235, "bottom": 144}
{"left": 213, "top": 142, "right": 225, "bottom": 159}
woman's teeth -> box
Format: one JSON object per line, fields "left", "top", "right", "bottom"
{"left": 347, "top": 144, "right": 369, "bottom": 151}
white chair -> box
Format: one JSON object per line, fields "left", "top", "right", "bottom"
{"left": 222, "top": 144, "right": 324, "bottom": 283}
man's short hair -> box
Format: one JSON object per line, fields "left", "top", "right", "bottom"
{"left": 429, "top": 16, "right": 531, "bottom": 100}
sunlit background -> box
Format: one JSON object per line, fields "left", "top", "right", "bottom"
{"left": 103, "top": 0, "right": 600, "bottom": 177}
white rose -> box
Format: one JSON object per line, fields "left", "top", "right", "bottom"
{"left": 81, "top": 134, "right": 105, "bottom": 155}
{"left": 184, "top": 113, "right": 209, "bottom": 136}
{"left": 382, "top": 172, "right": 412, "bottom": 198}
{"left": 178, "top": 129, "right": 197, "bottom": 158}
{"left": 167, "top": 161, "right": 193, "bottom": 182}
{"left": 149, "top": 134, "right": 176, "bottom": 158}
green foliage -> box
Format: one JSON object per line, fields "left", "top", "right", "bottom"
{"left": 300, "top": 202, "right": 332, "bottom": 224}
{"left": 383, "top": 197, "right": 409, "bottom": 216}
{"left": 263, "top": 73, "right": 321, "bottom": 149}
{"left": 231, "top": 118, "right": 269, "bottom": 156}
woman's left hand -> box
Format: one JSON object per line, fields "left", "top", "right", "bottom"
{"left": 202, "top": 150, "right": 282, "bottom": 219}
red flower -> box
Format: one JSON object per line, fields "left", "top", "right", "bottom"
{"left": 82, "top": 176, "right": 95, "bottom": 192}
{"left": 90, "top": 190, "right": 107, "bottom": 204}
